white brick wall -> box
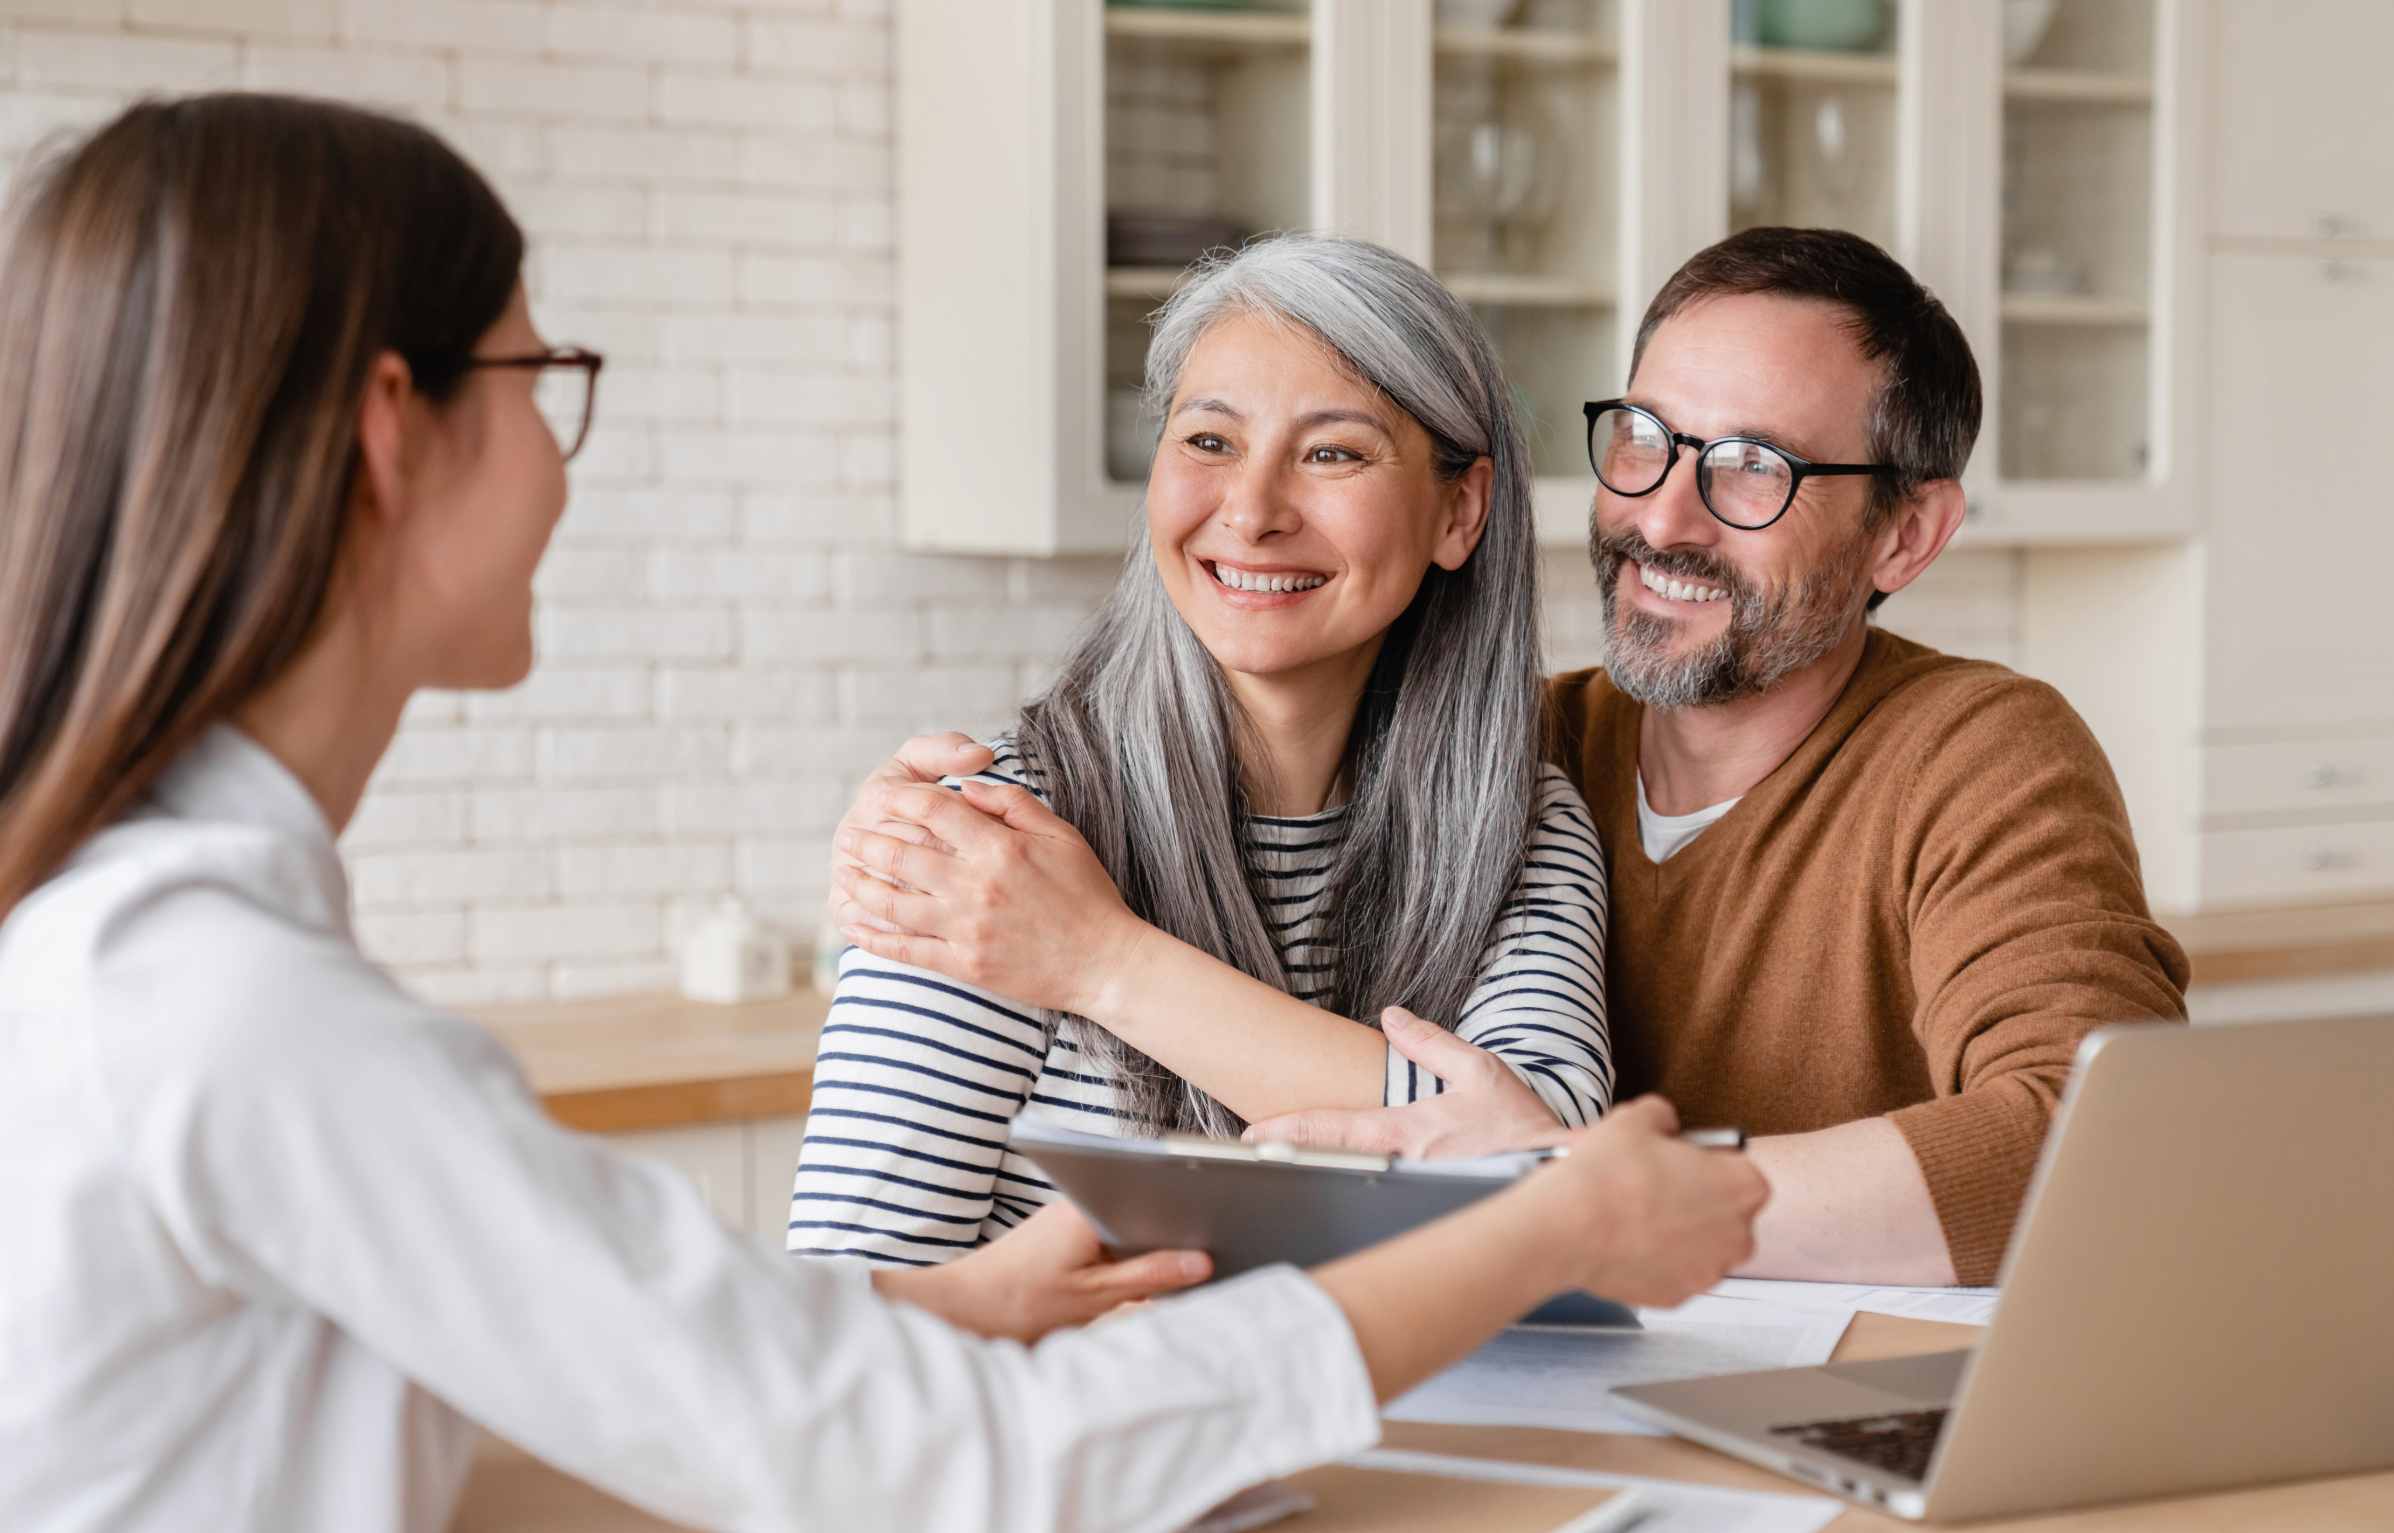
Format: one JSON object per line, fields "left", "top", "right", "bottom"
{"left": 0, "top": 0, "right": 2022, "bottom": 1004}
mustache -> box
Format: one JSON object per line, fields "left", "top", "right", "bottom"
{"left": 1593, "top": 529, "right": 1745, "bottom": 599}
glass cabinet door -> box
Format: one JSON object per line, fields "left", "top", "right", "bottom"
{"left": 1995, "top": 0, "right": 2157, "bottom": 485}
{"left": 1726, "top": 0, "right": 1902, "bottom": 254}
{"left": 1430, "top": 0, "right": 1621, "bottom": 494}
{"left": 1099, "top": 1, "right": 1316, "bottom": 489}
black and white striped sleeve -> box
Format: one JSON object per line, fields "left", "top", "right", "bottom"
{"left": 787, "top": 744, "right": 1055, "bottom": 1267}
{"left": 1385, "top": 767, "right": 1613, "bottom": 1126}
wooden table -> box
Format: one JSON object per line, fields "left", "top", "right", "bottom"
{"left": 452, "top": 1311, "right": 2394, "bottom": 1530}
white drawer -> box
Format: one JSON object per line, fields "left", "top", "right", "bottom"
{"left": 2203, "top": 738, "right": 2394, "bottom": 819}
{"left": 2201, "top": 821, "right": 2394, "bottom": 907}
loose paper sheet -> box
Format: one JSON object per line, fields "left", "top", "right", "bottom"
{"left": 1385, "top": 1294, "right": 1854, "bottom": 1438}
{"left": 1708, "top": 1277, "right": 2001, "bottom": 1326}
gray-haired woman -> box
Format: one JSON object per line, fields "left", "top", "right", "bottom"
{"left": 795, "top": 234, "right": 1614, "bottom": 1264}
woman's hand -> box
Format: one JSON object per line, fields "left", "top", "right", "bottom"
{"left": 873, "top": 1204, "right": 1210, "bottom": 1344}
{"left": 1514, "top": 1096, "right": 1771, "bottom": 1308}
{"left": 833, "top": 778, "right": 1156, "bottom": 1018}
{"left": 1243, "top": 1008, "right": 1565, "bottom": 1160}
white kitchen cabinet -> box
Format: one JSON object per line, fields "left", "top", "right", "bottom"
{"left": 2202, "top": 737, "right": 2394, "bottom": 821}
{"left": 2208, "top": 0, "right": 2394, "bottom": 244}
{"left": 611, "top": 1114, "right": 810, "bottom": 1248}
{"left": 2201, "top": 821, "right": 2394, "bottom": 909}
{"left": 2200, "top": 251, "right": 2394, "bottom": 737}
{"left": 746, "top": 1114, "right": 813, "bottom": 1249}
{"left": 2022, "top": 28, "right": 2394, "bottom": 918}
{"left": 896, "top": 0, "right": 2208, "bottom": 554}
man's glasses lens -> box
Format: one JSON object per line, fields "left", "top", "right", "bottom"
{"left": 533, "top": 366, "right": 595, "bottom": 460}
{"left": 1697, "top": 439, "right": 1796, "bottom": 529}
{"left": 1588, "top": 405, "right": 1673, "bottom": 496}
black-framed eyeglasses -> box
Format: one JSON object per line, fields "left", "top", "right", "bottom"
{"left": 1583, "top": 399, "right": 1892, "bottom": 531}
{"left": 463, "top": 346, "right": 606, "bottom": 462}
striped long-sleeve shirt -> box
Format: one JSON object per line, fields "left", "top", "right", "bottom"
{"left": 789, "top": 743, "right": 1612, "bottom": 1267}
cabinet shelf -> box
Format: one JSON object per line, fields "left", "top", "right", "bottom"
{"left": 1434, "top": 27, "right": 1616, "bottom": 67}
{"left": 2000, "top": 293, "right": 2150, "bottom": 327}
{"left": 1729, "top": 44, "right": 1897, "bottom": 87}
{"left": 1102, "top": 6, "right": 1309, "bottom": 52}
{"left": 2003, "top": 68, "right": 2154, "bottom": 106}
{"left": 1444, "top": 272, "right": 1614, "bottom": 308}
{"left": 1105, "top": 265, "right": 1192, "bottom": 300}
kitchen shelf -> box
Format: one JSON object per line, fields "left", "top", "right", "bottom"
{"left": 2000, "top": 293, "right": 2150, "bottom": 327}
{"left": 2003, "top": 67, "right": 2154, "bottom": 106}
{"left": 1729, "top": 44, "right": 1897, "bottom": 88}
{"left": 1444, "top": 272, "right": 1614, "bottom": 308}
{"left": 1102, "top": 6, "right": 1309, "bottom": 52}
{"left": 1105, "top": 265, "right": 1192, "bottom": 300}
{"left": 1433, "top": 27, "right": 1616, "bottom": 67}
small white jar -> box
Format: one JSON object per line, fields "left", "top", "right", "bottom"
{"left": 678, "top": 897, "right": 793, "bottom": 1005}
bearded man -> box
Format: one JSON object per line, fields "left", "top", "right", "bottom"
{"left": 1253, "top": 227, "right": 2189, "bottom": 1287}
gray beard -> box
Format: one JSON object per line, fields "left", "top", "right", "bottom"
{"left": 1593, "top": 530, "right": 1874, "bottom": 710}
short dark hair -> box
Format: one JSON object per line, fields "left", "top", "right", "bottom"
{"left": 1629, "top": 227, "right": 1982, "bottom": 611}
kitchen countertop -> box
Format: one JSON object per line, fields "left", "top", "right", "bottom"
{"left": 473, "top": 899, "right": 2394, "bottom": 1137}
{"left": 2167, "top": 896, "right": 2394, "bottom": 986}
{"left": 477, "top": 990, "right": 828, "bottom": 1134}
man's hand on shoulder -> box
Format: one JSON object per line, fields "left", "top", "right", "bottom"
{"left": 827, "top": 732, "right": 992, "bottom": 933}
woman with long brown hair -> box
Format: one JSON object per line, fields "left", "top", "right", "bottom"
{"left": 0, "top": 93, "right": 1764, "bottom": 1533}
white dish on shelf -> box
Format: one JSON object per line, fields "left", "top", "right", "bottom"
{"left": 2003, "top": 0, "right": 2057, "bottom": 65}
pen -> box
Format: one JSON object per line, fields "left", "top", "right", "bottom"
{"left": 1530, "top": 1126, "right": 1745, "bottom": 1162}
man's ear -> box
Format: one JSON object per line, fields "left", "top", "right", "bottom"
{"left": 351, "top": 352, "right": 415, "bottom": 531}
{"left": 1868, "top": 479, "right": 1967, "bottom": 602}
{"left": 1432, "top": 455, "right": 1496, "bottom": 571}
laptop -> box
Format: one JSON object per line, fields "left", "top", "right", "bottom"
{"left": 1613, "top": 1014, "right": 2394, "bottom": 1522}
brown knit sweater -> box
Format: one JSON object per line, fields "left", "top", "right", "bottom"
{"left": 1548, "top": 629, "right": 2190, "bottom": 1285}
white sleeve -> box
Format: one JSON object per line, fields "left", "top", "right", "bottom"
{"left": 98, "top": 880, "right": 1379, "bottom": 1533}
{"left": 1383, "top": 769, "right": 1614, "bottom": 1125}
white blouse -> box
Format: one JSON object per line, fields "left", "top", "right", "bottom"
{"left": 0, "top": 725, "right": 1377, "bottom": 1533}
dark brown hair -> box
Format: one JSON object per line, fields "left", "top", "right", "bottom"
{"left": 1631, "top": 226, "right": 1982, "bottom": 610}
{"left": 0, "top": 93, "right": 524, "bottom": 917}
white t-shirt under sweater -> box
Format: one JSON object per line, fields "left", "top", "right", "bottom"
{"left": 1636, "top": 770, "right": 1741, "bottom": 863}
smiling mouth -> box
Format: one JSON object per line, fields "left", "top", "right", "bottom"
{"left": 1635, "top": 561, "right": 1730, "bottom": 606}
{"left": 1206, "top": 560, "right": 1330, "bottom": 595}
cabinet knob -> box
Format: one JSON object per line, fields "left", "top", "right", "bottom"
{"left": 2307, "top": 765, "right": 2352, "bottom": 790}
{"left": 2317, "top": 213, "right": 2365, "bottom": 239}
{"left": 2322, "top": 259, "right": 2368, "bottom": 285}
{"left": 2307, "top": 848, "right": 2363, "bottom": 873}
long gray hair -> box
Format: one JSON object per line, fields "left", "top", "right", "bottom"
{"left": 1018, "top": 234, "right": 1544, "bottom": 1135}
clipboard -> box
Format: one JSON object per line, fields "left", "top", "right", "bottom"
{"left": 1010, "top": 1119, "right": 1639, "bottom": 1328}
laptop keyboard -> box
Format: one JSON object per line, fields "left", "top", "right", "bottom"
{"left": 1770, "top": 1407, "right": 1950, "bottom": 1484}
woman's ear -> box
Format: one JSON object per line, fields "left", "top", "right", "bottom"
{"left": 350, "top": 351, "right": 415, "bottom": 532}
{"left": 1431, "top": 455, "right": 1496, "bottom": 571}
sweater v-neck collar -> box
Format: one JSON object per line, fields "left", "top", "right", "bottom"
{"left": 1609, "top": 628, "right": 1906, "bottom": 878}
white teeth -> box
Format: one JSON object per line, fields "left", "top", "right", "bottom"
{"left": 1214, "top": 564, "right": 1327, "bottom": 594}
{"left": 1641, "top": 565, "right": 1727, "bottom": 604}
